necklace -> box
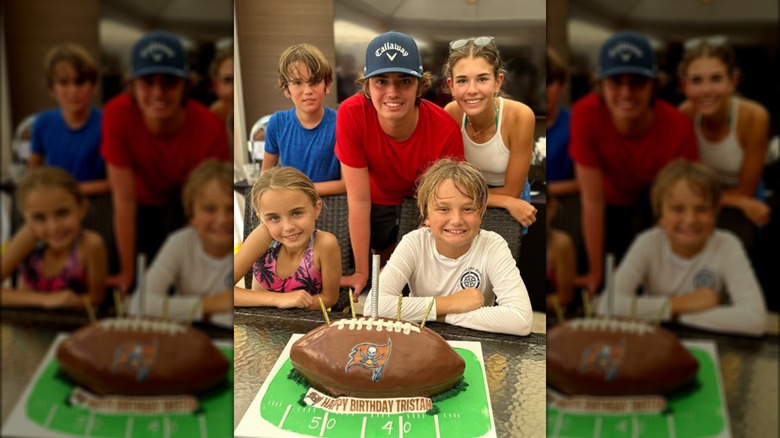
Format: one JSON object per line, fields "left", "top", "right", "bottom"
{"left": 466, "top": 100, "right": 499, "bottom": 140}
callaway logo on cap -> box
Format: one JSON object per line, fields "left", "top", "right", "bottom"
{"left": 363, "top": 31, "right": 423, "bottom": 78}
{"left": 130, "top": 30, "right": 189, "bottom": 79}
{"left": 598, "top": 30, "right": 657, "bottom": 79}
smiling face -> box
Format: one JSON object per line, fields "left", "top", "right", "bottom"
{"left": 284, "top": 62, "right": 329, "bottom": 116}
{"left": 49, "top": 61, "right": 94, "bottom": 119}
{"left": 602, "top": 74, "right": 654, "bottom": 123}
{"left": 190, "top": 179, "right": 233, "bottom": 257}
{"left": 682, "top": 56, "right": 736, "bottom": 118}
{"left": 367, "top": 72, "right": 420, "bottom": 124}
{"left": 447, "top": 56, "right": 502, "bottom": 119}
{"left": 22, "top": 187, "right": 86, "bottom": 252}
{"left": 258, "top": 189, "right": 322, "bottom": 252}
{"left": 658, "top": 179, "right": 717, "bottom": 258}
{"left": 424, "top": 179, "right": 484, "bottom": 259}
{"left": 133, "top": 73, "right": 186, "bottom": 125}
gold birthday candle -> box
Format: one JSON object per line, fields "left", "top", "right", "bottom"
{"left": 396, "top": 295, "right": 403, "bottom": 321}
{"left": 349, "top": 289, "right": 356, "bottom": 318}
{"left": 655, "top": 300, "right": 669, "bottom": 326}
{"left": 82, "top": 296, "right": 97, "bottom": 323}
{"left": 113, "top": 289, "right": 123, "bottom": 318}
{"left": 551, "top": 296, "right": 565, "bottom": 324}
{"left": 162, "top": 296, "right": 169, "bottom": 320}
{"left": 319, "top": 297, "right": 330, "bottom": 325}
{"left": 185, "top": 300, "right": 199, "bottom": 326}
{"left": 420, "top": 298, "right": 435, "bottom": 329}
{"left": 581, "top": 290, "right": 591, "bottom": 318}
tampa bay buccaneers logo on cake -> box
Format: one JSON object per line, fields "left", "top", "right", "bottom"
{"left": 110, "top": 339, "right": 159, "bottom": 381}
{"left": 578, "top": 339, "right": 626, "bottom": 381}
{"left": 345, "top": 340, "right": 392, "bottom": 382}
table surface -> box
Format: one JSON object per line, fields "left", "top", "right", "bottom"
{"left": 3, "top": 309, "right": 777, "bottom": 438}
{"left": 233, "top": 307, "right": 547, "bottom": 438}
{"left": 0, "top": 308, "right": 232, "bottom": 427}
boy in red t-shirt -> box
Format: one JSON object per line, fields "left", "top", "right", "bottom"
{"left": 100, "top": 30, "right": 230, "bottom": 294}
{"left": 569, "top": 30, "right": 699, "bottom": 296}
{"left": 335, "top": 31, "right": 464, "bottom": 298}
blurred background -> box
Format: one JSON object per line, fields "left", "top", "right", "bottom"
{"left": 1, "top": 0, "right": 233, "bottom": 184}
{"left": 235, "top": 0, "right": 547, "bottom": 166}
{"left": 547, "top": 0, "right": 779, "bottom": 311}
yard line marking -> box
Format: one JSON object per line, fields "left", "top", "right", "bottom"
{"left": 278, "top": 405, "right": 292, "bottom": 428}
{"left": 319, "top": 411, "right": 329, "bottom": 436}
{"left": 84, "top": 411, "right": 95, "bottom": 437}
{"left": 361, "top": 417, "right": 367, "bottom": 438}
{"left": 594, "top": 417, "right": 602, "bottom": 438}
{"left": 43, "top": 405, "right": 58, "bottom": 428}
{"left": 434, "top": 414, "right": 441, "bottom": 438}
{"left": 125, "top": 417, "right": 134, "bottom": 438}
{"left": 199, "top": 413, "right": 209, "bottom": 438}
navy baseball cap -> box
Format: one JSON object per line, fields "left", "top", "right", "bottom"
{"left": 130, "top": 30, "right": 189, "bottom": 79}
{"left": 363, "top": 31, "right": 423, "bottom": 78}
{"left": 598, "top": 31, "right": 657, "bottom": 79}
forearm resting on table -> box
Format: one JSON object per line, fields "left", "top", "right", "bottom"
{"left": 1, "top": 288, "right": 83, "bottom": 309}
{"left": 201, "top": 289, "right": 233, "bottom": 315}
{"left": 234, "top": 286, "right": 279, "bottom": 307}
{"left": 234, "top": 286, "right": 320, "bottom": 309}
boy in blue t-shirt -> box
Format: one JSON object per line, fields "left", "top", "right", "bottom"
{"left": 262, "top": 44, "right": 344, "bottom": 195}
{"left": 29, "top": 43, "right": 108, "bottom": 196}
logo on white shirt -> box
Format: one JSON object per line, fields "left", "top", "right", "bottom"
{"left": 692, "top": 269, "right": 717, "bottom": 290}
{"left": 459, "top": 268, "right": 482, "bottom": 289}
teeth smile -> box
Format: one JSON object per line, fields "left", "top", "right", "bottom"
{"left": 386, "top": 102, "right": 401, "bottom": 107}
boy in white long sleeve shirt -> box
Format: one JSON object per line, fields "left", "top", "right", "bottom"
{"left": 128, "top": 161, "right": 233, "bottom": 327}
{"left": 596, "top": 160, "right": 766, "bottom": 336}
{"left": 363, "top": 159, "right": 533, "bottom": 336}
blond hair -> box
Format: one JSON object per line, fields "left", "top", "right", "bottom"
{"left": 43, "top": 43, "right": 97, "bottom": 88}
{"left": 651, "top": 159, "right": 722, "bottom": 218}
{"left": 277, "top": 44, "right": 333, "bottom": 93}
{"left": 416, "top": 159, "right": 487, "bottom": 220}
{"left": 250, "top": 167, "right": 320, "bottom": 220}
{"left": 17, "top": 167, "right": 83, "bottom": 209}
{"left": 182, "top": 160, "right": 233, "bottom": 218}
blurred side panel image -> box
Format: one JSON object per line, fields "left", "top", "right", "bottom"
{"left": 2, "top": 1, "right": 235, "bottom": 437}
{"left": 546, "top": 0, "right": 778, "bottom": 437}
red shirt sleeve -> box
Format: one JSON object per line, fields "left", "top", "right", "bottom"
{"left": 100, "top": 94, "right": 133, "bottom": 168}
{"left": 335, "top": 94, "right": 368, "bottom": 169}
{"left": 568, "top": 93, "right": 603, "bottom": 169}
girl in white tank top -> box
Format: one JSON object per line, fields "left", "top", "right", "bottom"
{"left": 679, "top": 39, "right": 771, "bottom": 232}
{"left": 442, "top": 37, "right": 538, "bottom": 233}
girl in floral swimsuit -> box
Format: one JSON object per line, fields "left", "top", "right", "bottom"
{"left": 233, "top": 167, "right": 341, "bottom": 310}
{"left": 1, "top": 167, "right": 107, "bottom": 309}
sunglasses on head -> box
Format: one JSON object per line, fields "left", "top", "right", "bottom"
{"left": 449, "top": 36, "right": 495, "bottom": 51}
{"left": 683, "top": 35, "right": 728, "bottom": 50}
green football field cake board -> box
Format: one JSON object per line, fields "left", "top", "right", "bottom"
{"left": 2, "top": 333, "right": 233, "bottom": 438}
{"left": 547, "top": 340, "right": 730, "bottom": 438}
{"left": 235, "top": 334, "right": 498, "bottom": 438}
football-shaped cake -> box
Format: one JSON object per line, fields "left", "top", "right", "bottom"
{"left": 547, "top": 317, "right": 698, "bottom": 396}
{"left": 56, "top": 318, "right": 229, "bottom": 396}
{"left": 290, "top": 316, "right": 465, "bottom": 399}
